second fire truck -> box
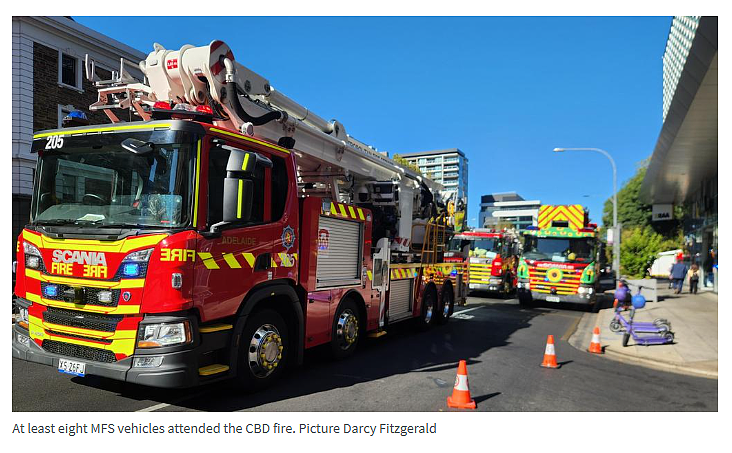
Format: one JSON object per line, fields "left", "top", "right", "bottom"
{"left": 448, "top": 229, "right": 520, "bottom": 297}
{"left": 12, "top": 40, "right": 463, "bottom": 389}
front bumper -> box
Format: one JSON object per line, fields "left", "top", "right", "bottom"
{"left": 12, "top": 322, "right": 204, "bottom": 389}
{"left": 521, "top": 290, "right": 593, "bottom": 305}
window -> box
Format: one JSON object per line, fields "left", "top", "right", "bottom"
{"left": 60, "top": 53, "right": 79, "bottom": 89}
{"left": 57, "top": 104, "right": 74, "bottom": 128}
{"left": 271, "top": 155, "right": 288, "bottom": 221}
{"left": 208, "top": 145, "right": 265, "bottom": 226}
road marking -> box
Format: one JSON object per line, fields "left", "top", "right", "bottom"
{"left": 137, "top": 402, "right": 171, "bottom": 412}
{"left": 453, "top": 313, "right": 474, "bottom": 320}
{"left": 454, "top": 306, "right": 485, "bottom": 315}
{"left": 135, "top": 389, "right": 212, "bottom": 412}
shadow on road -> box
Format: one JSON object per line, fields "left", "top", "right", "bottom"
{"left": 67, "top": 300, "right": 546, "bottom": 411}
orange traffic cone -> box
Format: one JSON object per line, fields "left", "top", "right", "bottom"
{"left": 588, "top": 326, "right": 603, "bottom": 354}
{"left": 447, "top": 360, "right": 476, "bottom": 409}
{"left": 540, "top": 335, "right": 560, "bottom": 368}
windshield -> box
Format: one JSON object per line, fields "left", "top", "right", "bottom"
{"left": 522, "top": 236, "right": 595, "bottom": 263}
{"left": 32, "top": 131, "right": 195, "bottom": 229}
{"left": 466, "top": 238, "right": 501, "bottom": 258}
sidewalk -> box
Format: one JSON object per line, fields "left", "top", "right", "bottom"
{"left": 568, "top": 288, "right": 718, "bottom": 379}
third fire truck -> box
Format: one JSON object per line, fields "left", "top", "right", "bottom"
{"left": 12, "top": 40, "right": 463, "bottom": 389}
{"left": 516, "top": 205, "right": 605, "bottom": 311}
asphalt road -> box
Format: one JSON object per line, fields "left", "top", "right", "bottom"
{"left": 12, "top": 295, "right": 718, "bottom": 412}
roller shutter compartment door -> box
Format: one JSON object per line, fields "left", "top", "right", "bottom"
{"left": 316, "top": 216, "right": 362, "bottom": 288}
{"left": 389, "top": 278, "right": 413, "bottom": 321}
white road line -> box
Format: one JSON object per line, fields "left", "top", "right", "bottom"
{"left": 137, "top": 402, "right": 171, "bottom": 412}
{"left": 453, "top": 306, "right": 485, "bottom": 315}
{"left": 136, "top": 389, "right": 212, "bottom": 412}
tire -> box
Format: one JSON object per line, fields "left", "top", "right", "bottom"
{"left": 590, "top": 296, "right": 601, "bottom": 313}
{"left": 622, "top": 333, "right": 630, "bottom": 347}
{"left": 609, "top": 320, "right": 622, "bottom": 333}
{"left": 417, "top": 287, "right": 438, "bottom": 331}
{"left": 518, "top": 292, "right": 533, "bottom": 308}
{"left": 235, "top": 309, "right": 289, "bottom": 391}
{"left": 330, "top": 299, "right": 361, "bottom": 359}
{"left": 664, "top": 332, "right": 675, "bottom": 343}
{"left": 435, "top": 286, "right": 454, "bottom": 325}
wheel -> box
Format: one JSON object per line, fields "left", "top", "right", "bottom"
{"left": 518, "top": 291, "right": 533, "bottom": 308}
{"left": 590, "top": 296, "right": 601, "bottom": 313}
{"left": 235, "top": 309, "right": 289, "bottom": 391}
{"left": 330, "top": 299, "right": 361, "bottom": 359}
{"left": 609, "top": 320, "right": 622, "bottom": 333}
{"left": 435, "top": 287, "right": 454, "bottom": 325}
{"left": 501, "top": 279, "right": 511, "bottom": 299}
{"left": 622, "top": 333, "right": 630, "bottom": 347}
{"left": 654, "top": 319, "right": 671, "bottom": 330}
{"left": 664, "top": 332, "right": 675, "bottom": 343}
{"left": 417, "top": 287, "right": 438, "bottom": 330}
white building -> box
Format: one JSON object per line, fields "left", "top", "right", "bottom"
{"left": 398, "top": 148, "right": 468, "bottom": 209}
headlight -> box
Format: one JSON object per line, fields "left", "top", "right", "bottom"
{"left": 123, "top": 248, "right": 154, "bottom": 262}
{"left": 137, "top": 321, "right": 191, "bottom": 348}
{"left": 23, "top": 242, "right": 43, "bottom": 269}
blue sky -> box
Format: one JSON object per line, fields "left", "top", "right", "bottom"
{"left": 76, "top": 16, "right": 671, "bottom": 227}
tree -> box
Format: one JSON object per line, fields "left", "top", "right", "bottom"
{"left": 620, "top": 226, "right": 683, "bottom": 278}
{"left": 391, "top": 154, "right": 421, "bottom": 175}
{"left": 601, "top": 161, "right": 685, "bottom": 277}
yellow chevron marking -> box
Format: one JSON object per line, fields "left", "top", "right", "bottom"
{"left": 242, "top": 253, "right": 255, "bottom": 268}
{"left": 330, "top": 203, "right": 338, "bottom": 215}
{"left": 338, "top": 204, "right": 348, "bottom": 217}
{"left": 223, "top": 253, "right": 241, "bottom": 269}
{"left": 270, "top": 258, "right": 278, "bottom": 268}
{"left": 348, "top": 206, "right": 356, "bottom": 219}
{"left": 357, "top": 208, "right": 365, "bottom": 220}
{"left": 198, "top": 253, "right": 220, "bottom": 270}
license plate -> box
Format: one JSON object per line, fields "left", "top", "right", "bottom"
{"left": 546, "top": 296, "right": 561, "bottom": 303}
{"left": 58, "top": 358, "right": 86, "bottom": 377}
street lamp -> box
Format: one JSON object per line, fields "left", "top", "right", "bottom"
{"left": 553, "top": 147, "right": 619, "bottom": 282}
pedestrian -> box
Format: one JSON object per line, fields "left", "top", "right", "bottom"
{"left": 668, "top": 263, "right": 674, "bottom": 289}
{"left": 688, "top": 263, "right": 700, "bottom": 294}
{"left": 703, "top": 254, "right": 714, "bottom": 287}
{"left": 669, "top": 259, "right": 689, "bottom": 294}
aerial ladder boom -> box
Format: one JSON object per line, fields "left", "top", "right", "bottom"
{"left": 86, "top": 40, "right": 445, "bottom": 251}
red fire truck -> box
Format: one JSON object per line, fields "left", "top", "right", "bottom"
{"left": 12, "top": 41, "right": 463, "bottom": 389}
{"left": 448, "top": 229, "right": 520, "bottom": 296}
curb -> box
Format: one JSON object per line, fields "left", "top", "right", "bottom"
{"left": 568, "top": 312, "right": 718, "bottom": 380}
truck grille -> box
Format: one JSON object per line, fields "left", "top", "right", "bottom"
{"left": 40, "top": 282, "right": 119, "bottom": 307}
{"left": 42, "top": 340, "right": 117, "bottom": 363}
{"left": 43, "top": 307, "right": 122, "bottom": 333}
